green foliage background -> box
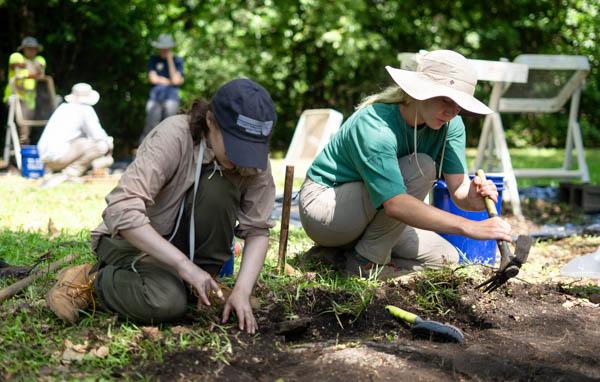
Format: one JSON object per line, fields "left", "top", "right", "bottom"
{"left": 1, "top": 0, "right": 599, "bottom": 154}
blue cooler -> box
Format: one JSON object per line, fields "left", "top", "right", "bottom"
{"left": 21, "top": 145, "right": 45, "bottom": 179}
{"left": 432, "top": 175, "right": 504, "bottom": 264}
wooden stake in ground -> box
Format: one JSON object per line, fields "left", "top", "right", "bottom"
{"left": 0, "top": 253, "right": 79, "bottom": 303}
{"left": 277, "top": 165, "right": 295, "bottom": 275}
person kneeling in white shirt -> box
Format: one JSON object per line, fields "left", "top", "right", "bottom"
{"left": 37, "top": 83, "right": 114, "bottom": 184}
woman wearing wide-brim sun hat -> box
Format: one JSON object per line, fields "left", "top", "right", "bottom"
{"left": 299, "top": 49, "right": 512, "bottom": 280}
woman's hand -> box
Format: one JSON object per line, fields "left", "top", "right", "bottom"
{"left": 464, "top": 216, "right": 512, "bottom": 242}
{"left": 177, "top": 263, "right": 223, "bottom": 306}
{"left": 222, "top": 288, "right": 257, "bottom": 334}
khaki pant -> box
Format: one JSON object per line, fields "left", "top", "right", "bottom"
{"left": 44, "top": 138, "right": 113, "bottom": 177}
{"left": 299, "top": 154, "right": 459, "bottom": 270}
{"left": 93, "top": 167, "right": 240, "bottom": 323}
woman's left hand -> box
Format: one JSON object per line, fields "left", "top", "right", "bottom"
{"left": 469, "top": 175, "right": 498, "bottom": 204}
{"left": 222, "top": 288, "right": 257, "bottom": 334}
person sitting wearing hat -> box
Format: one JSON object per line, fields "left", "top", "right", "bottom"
{"left": 299, "top": 50, "right": 512, "bottom": 280}
{"left": 37, "top": 83, "right": 114, "bottom": 186}
{"left": 3, "top": 36, "right": 47, "bottom": 144}
{"left": 138, "top": 33, "right": 184, "bottom": 144}
{"left": 46, "top": 79, "right": 277, "bottom": 334}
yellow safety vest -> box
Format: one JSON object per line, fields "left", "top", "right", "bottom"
{"left": 3, "top": 52, "right": 47, "bottom": 109}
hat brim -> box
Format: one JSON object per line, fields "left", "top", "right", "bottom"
{"left": 221, "top": 128, "right": 269, "bottom": 170}
{"left": 18, "top": 44, "right": 43, "bottom": 52}
{"left": 385, "top": 66, "right": 493, "bottom": 115}
{"left": 65, "top": 90, "right": 100, "bottom": 106}
{"left": 151, "top": 42, "right": 175, "bottom": 49}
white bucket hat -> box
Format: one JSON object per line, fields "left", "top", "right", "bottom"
{"left": 65, "top": 83, "right": 100, "bottom": 106}
{"left": 151, "top": 34, "right": 176, "bottom": 49}
{"left": 385, "top": 50, "right": 493, "bottom": 115}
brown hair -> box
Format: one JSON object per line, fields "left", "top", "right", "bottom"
{"left": 186, "top": 98, "right": 212, "bottom": 144}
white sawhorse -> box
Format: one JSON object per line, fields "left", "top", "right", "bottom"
{"left": 3, "top": 76, "right": 58, "bottom": 170}
{"left": 3, "top": 95, "right": 23, "bottom": 168}
{"left": 473, "top": 55, "right": 590, "bottom": 216}
{"left": 469, "top": 59, "right": 529, "bottom": 216}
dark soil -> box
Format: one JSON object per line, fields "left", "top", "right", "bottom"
{"left": 140, "top": 279, "right": 600, "bottom": 381}
{"left": 140, "top": 208, "right": 600, "bottom": 381}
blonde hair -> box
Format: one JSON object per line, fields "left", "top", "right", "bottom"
{"left": 356, "top": 86, "right": 413, "bottom": 110}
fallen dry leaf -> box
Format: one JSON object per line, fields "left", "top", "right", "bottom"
{"left": 88, "top": 345, "right": 109, "bottom": 358}
{"left": 63, "top": 339, "right": 88, "bottom": 353}
{"left": 141, "top": 326, "right": 163, "bottom": 341}
{"left": 284, "top": 263, "right": 302, "bottom": 277}
{"left": 61, "top": 348, "right": 84, "bottom": 363}
{"left": 47, "top": 218, "right": 59, "bottom": 239}
{"left": 60, "top": 339, "right": 89, "bottom": 364}
{"left": 171, "top": 326, "right": 192, "bottom": 335}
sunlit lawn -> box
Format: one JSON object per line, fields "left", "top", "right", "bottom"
{"left": 1, "top": 148, "right": 599, "bottom": 379}
{"left": 465, "top": 147, "right": 600, "bottom": 187}
{"left": 1, "top": 148, "right": 599, "bottom": 234}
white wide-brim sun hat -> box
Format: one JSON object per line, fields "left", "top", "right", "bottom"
{"left": 385, "top": 50, "right": 493, "bottom": 115}
{"left": 65, "top": 83, "right": 100, "bottom": 106}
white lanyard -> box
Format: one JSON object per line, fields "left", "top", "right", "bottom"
{"left": 168, "top": 139, "right": 206, "bottom": 262}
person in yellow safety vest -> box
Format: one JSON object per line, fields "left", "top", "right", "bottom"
{"left": 3, "top": 36, "right": 47, "bottom": 144}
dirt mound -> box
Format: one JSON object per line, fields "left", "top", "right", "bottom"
{"left": 139, "top": 277, "right": 600, "bottom": 381}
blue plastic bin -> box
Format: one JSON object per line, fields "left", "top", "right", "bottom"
{"left": 21, "top": 145, "right": 45, "bottom": 179}
{"left": 432, "top": 175, "right": 504, "bottom": 264}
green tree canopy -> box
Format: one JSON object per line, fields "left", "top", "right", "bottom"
{"left": 1, "top": 0, "right": 599, "bottom": 153}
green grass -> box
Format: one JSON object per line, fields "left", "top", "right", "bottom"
{"left": 1, "top": 149, "right": 599, "bottom": 379}
{"left": 465, "top": 148, "right": 600, "bottom": 187}
{"left": 413, "top": 268, "right": 466, "bottom": 316}
{"left": 0, "top": 225, "right": 385, "bottom": 379}
{"left": 0, "top": 175, "right": 115, "bottom": 233}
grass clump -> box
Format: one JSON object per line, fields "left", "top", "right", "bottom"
{"left": 413, "top": 268, "right": 467, "bottom": 316}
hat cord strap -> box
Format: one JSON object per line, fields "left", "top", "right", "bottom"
{"left": 413, "top": 112, "right": 425, "bottom": 177}
{"left": 437, "top": 124, "right": 449, "bottom": 180}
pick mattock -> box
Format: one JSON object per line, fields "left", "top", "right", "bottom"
{"left": 475, "top": 169, "right": 533, "bottom": 293}
{"left": 277, "top": 165, "right": 295, "bottom": 275}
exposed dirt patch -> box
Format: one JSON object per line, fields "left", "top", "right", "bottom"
{"left": 139, "top": 277, "right": 600, "bottom": 381}
{"left": 136, "top": 208, "right": 600, "bottom": 381}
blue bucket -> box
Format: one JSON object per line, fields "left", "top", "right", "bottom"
{"left": 432, "top": 175, "right": 504, "bottom": 264}
{"left": 218, "top": 239, "right": 242, "bottom": 277}
{"left": 219, "top": 256, "right": 235, "bottom": 277}
{"left": 21, "top": 145, "right": 45, "bottom": 179}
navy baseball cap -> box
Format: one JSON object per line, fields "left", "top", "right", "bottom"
{"left": 212, "top": 79, "right": 277, "bottom": 170}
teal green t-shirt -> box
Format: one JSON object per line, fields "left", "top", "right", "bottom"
{"left": 306, "top": 103, "right": 467, "bottom": 208}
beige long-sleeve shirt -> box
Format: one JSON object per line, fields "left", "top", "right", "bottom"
{"left": 91, "top": 114, "right": 276, "bottom": 250}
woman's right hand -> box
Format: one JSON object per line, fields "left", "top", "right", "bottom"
{"left": 177, "top": 262, "right": 223, "bottom": 306}
{"left": 464, "top": 217, "right": 512, "bottom": 242}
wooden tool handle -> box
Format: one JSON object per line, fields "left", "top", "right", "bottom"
{"left": 277, "top": 165, "right": 295, "bottom": 275}
{"left": 476, "top": 169, "right": 512, "bottom": 265}
{"left": 0, "top": 253, "right": 79, "bottom": 303}
{"left": 476, "top": 169, "right": 498, "bottom": 218}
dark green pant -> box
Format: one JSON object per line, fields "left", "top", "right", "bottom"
{"left": 94, "top": 168, "right": 240, "bottom": 324}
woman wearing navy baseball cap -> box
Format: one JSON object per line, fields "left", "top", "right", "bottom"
{"left": 47, "top": 79, "right": 277, "bottom": 334}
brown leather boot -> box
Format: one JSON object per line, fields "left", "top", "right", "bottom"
{"left": 46, "top": 263, "right": 96, "bottom": 324}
